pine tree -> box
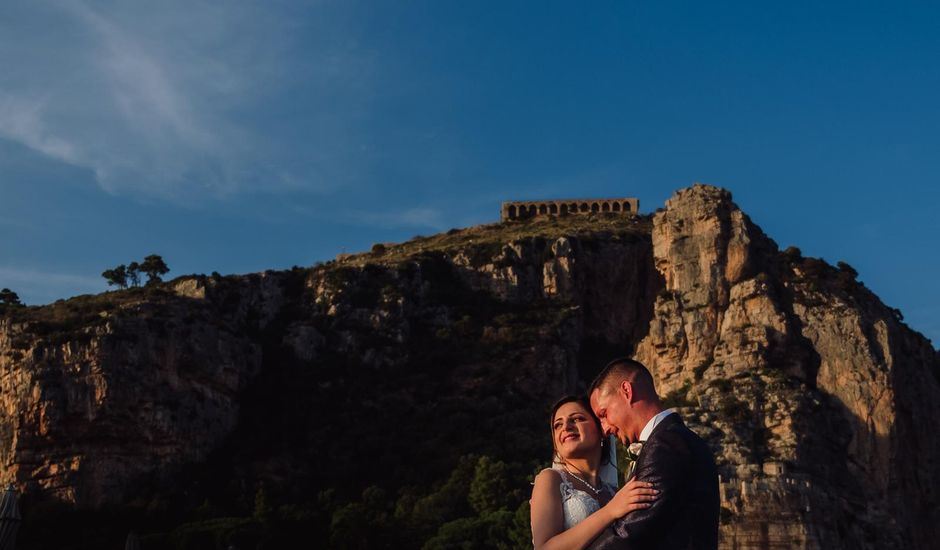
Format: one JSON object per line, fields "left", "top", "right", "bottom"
{"left": 0, "top": 288, "right": 22, "bottom": 306}
{"left": 127, "top": 262, "right": 141, "bottom": 287}
{"left": 102, "top": 265, "right": 128, "bottom": 289}
{"left": 140, "top": 255, "right": 169, "bottom": 285}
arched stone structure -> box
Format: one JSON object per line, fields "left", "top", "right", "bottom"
{"left": 500, "top": 197, "right": 640, "bottom": 222}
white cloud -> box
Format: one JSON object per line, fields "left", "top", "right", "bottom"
{"left": 0, "top": 1, "right": 369, "bottom": 200}
{"left": 0, "top": 94, "right": 82, "bottom": 166}
{"left": 72, "top": 3, "right": 214, "bottom": 152}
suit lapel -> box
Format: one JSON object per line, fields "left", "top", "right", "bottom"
{"left": 628, "top": 413, "right": 682, "bottom": 480}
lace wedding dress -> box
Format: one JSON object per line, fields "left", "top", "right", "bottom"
{"left": 554, "top": 468, "right": 617, "bottom": 529}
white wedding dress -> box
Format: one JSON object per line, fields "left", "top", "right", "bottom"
{"left": 553, "top": 467, "right": 618, "bottom": 530}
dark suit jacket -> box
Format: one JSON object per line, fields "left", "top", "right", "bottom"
{"left": 587, "top": 413, "right": 719, "bottom": 550}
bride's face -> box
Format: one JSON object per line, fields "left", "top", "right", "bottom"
{"left": 552, "top": 402, "right": 602, "bottom": 459}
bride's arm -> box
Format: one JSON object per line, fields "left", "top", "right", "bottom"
{"left": 530, "top": 470, "right": 657, "bottom": 550}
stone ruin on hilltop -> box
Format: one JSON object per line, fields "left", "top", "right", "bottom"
{"left": 500, "top": 197, "right": 639, "bottom": 221}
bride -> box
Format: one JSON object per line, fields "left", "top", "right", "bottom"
{"left": 530, "top": 396, "right": 658, "bottom": 550}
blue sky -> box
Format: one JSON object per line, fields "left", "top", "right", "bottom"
{"left": 2, "top": 1, "right": 939, "bottom": 347}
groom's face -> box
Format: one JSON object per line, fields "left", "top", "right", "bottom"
{"left": 590, "top": 385, "right": 636, "bottom": 445}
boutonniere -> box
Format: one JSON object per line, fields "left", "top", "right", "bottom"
{"left": 626, "top": 442, "right": 644, "bottom": 461}
{"left": 624, "top": 442, "right": 644, "bottom": 480}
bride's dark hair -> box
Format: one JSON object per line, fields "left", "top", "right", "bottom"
{"left": 549, "top": 395, "right": 612, "bottom": 465}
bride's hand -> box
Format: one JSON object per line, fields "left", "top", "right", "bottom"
{"left": 605, "top": 479, "right": 658, "bottom": 519}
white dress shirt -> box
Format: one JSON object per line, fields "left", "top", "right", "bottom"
{"left": 638, "top": 408, "right": 676, "bottom": 442}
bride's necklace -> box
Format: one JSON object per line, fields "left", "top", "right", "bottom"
{"left": 564, "top": 466, "right": 601, "bottom": 495}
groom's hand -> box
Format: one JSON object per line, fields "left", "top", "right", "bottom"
{"left": 605, "top": 480, "right": 658, "bottom": 520}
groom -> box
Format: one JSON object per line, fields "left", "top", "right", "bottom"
{"left": 587, "top": 358, "right": 719, "bottom": 550}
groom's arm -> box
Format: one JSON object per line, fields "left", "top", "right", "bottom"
{"left": 587, "top": 430, "right": 690, "bottom": 549}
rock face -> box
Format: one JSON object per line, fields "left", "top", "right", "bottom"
{"left": 0, "top": 279, "right": 274, "bottom": 506}
{"left": 636, "top": 184, "right": 940, "bottom": 549}
{"left": 0, "top": 185, "right": 937, "bottom": 550}
{"left": 0, "top": 218, "right": 659, "bottom": 513}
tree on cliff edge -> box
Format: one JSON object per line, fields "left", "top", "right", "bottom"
{"left": 141, "top": 254, "right": 170, "bottom": 285}
{"left": 102, "top": 265, "right": 128, "bottom": 289}
{"left": 0, "top": 288, "right": 22, "bottom": 306}
{"left": 127, "top": 261, "right": 141, "bottom": 287}
{"left": 102, "top": 256, "right": 169, "bottom": 289}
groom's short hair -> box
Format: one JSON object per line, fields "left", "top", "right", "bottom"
{"left": 589, "top": 357, "right": 657, "bottom": 397}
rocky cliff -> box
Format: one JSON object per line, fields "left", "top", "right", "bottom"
{"left": 0, "top": 185, "right": 937, "bottom": 549}
{"left": 635, "top": 185, "right": 940, "bottom": 549}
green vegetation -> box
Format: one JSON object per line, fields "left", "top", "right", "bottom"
{"left": 717, "top": 396, "right": 751, "bottom": 424}
{"left": 0, "top": 288, "right": 22, "bottom": 307}
{"left": 128, "top": 261, "right": 142, "bottom": 287}
{"left": 102, "top": 265, "right": 128, "bottom": 288}
{"left": 692, "top": 357, "right": 713, "bottom": 380}
{"left": 788, "top": 253, "right": 867, "bottom": 299}
{"left": 336, "top": 213, "right": 651, "bottom": 268}
{"left": 0, "top": 281, "right": 192, "bottom": 351}
{"left": 102, "top": 255, "right": 170, "bottom": 289}
{"left": 18, "top": 454, "right": 535, "bottom": 549}
{"left": 707, "top": 378, "right": 734, "bottom": 393}
{"left": 662, "top": 379, "right": 695, "bottom": 408}
{"left": 0, "top": 288, "right": 24, "bottom": 317}
{"left": 782, "top": 246, "right": 802, "bottom": 263}
{"left": 836, "top": 261, "right": 858, "bottom": 280}
{"left": 141, "top": 255, "right": 171, "bottom": 284}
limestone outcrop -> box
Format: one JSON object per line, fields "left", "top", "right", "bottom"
{"left": 0, "top": 185, "right": 937, "bottom": 550}
{"left": 635, "top": 184, "right": 940, "bottom": 549}
{"left": 0, "top": 288, "right": 265, "bottom": 506}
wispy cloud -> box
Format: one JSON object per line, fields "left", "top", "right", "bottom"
{"left": 0, "top": 94, "right": 82, "bottom": 166}
{"left": 0, "top": 1, "right": 370, "bottom": 200}
{"left": 70, "top": 2, "right": 216, "bottom": 155}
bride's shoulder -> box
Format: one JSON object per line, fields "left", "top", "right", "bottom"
{"left": 533, "top": 468, "right": 563, "bottom": 487}
{"left": 531, "top": 468, "right": 564, "bottom": 502}
{"left": 535, "top": 468, "right": 561, "bottom": 482}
